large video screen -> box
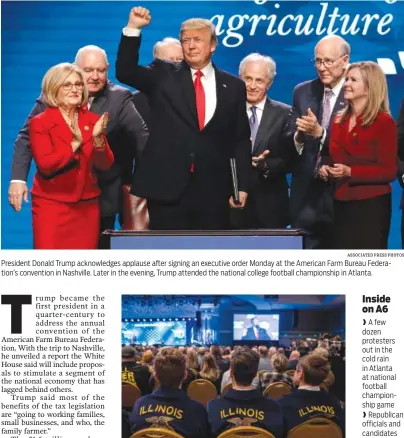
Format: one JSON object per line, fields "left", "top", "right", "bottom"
{"left": 122, "top": 320, "right": 186, "bottom": 346}
{"left": 233, "top": 314, "right": 279, "bottom": 341}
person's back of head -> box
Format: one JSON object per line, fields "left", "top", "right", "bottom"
{"left": 200, "top": 353, "right": 220, "bottom": 381}
{"left": 289, "top": 350, "right": 300, "bottom": 361}
{"left": 271, "top": 353, "right": 288, "bottom": 373}
{"left": 296, "top": 354, "right": 331, "bottom": 387}
{"left": 230, "top": 347, "right": 259, "bottom": 388}
{"left": 186, "top": 348, "right": 199, "bottom": 369}
{"left": 313, "top": 347, "right": 329, "bottom": 360}
{"left": 142, "top": 350, "right": 154, "bottom": 365}
{"left": 154, "top": 347, "right": 186, "bottom": 389}
{"left": 268, "top": 346, "right": 277, "bottom": 358}
{"left": 210, "top": 344, "right": 220, "bottom": 358}
{"left": 122, "top": 346, "right": 136, "bottom": 362}
{"left": 258, "top": 345, "right": 269, "bottom": 358}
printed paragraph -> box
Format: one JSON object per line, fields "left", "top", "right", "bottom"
{"left": 361, "top": 295, "right": 403, "bottom": 436}
{"left": 0, "top": 257, "right": 396, "bottom": 279}
{"left": 1, "top": 294, "right": 107, "bottom": 438}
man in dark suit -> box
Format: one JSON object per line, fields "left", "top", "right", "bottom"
{"left": 243, "top": 317, "right": 271, "bottom": 341}
{"left": 289, "top": 35, "right": 350, "bottom": 249}
{"left": 397, "top": 98, "right": 404, "bottom": 248}
{"left": 116, "top": 6, "right": 251, "bottom": 230}
{"left": 238, "top": 53, "right": 294, "bottom": 229}
{"left": 132, "top": 37, "right": 183, "bottom": 128}
{"left": 8, "top": 45, "right": 148, "bottom": 247}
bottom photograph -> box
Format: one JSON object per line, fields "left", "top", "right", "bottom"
{"left": 121, "top": 295, "right": 345, "bottom": 438}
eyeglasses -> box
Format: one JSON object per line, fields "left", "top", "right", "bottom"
{"left": 312, "top": 55, "right": 345, "bottom": 68}
{"left": 61, "top": 82, "right": 84, "bottom": 91}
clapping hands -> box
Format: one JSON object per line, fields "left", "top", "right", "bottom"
{"left": 92, "top": 112, "right": 109, "bottom": 138}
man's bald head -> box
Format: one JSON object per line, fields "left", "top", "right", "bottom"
{"left": 74, "top": 45, "right": 109, "bottom": 95}
{"left": 153, "top": 37, "right": 183, "bottom": 62}
{"left": 290, "top": 350, "right": 301, "bottom": 361}
{"left": 315, "top": 35, "right": 351, "bottom": 59}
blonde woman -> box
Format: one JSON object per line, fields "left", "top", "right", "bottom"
{"left": 325, "top": 61, "right": 397, "bottom": 249}
{"left": 199, "top": 353, "right": 222, "bottom": 393}
{"left": 29, "top": 63, "right": 113, "bottom": 249}
{"left": 186, "top": 347, "right": 200, "bottom": 372}
{"left": 261, "top": 353, "right": 294, "bottom": 391}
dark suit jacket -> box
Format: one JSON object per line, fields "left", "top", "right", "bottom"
{"left": 132, "top": 91, "right": 151, "bottom": 129}
{"left": 243, "top": 326, "right": 271, "bottom": 341}
{"left": 30, "top": 107, "right": 114, "bottom": 202}
{"left": 330, "top": 111, "right": 397, "bottom": 201}
{"left": 248, "top": 97, "right": 295, "bottom": 227}
{"left": 11, "top": 81, "right": 148, "bottom": 217}
{"left": 116, "top": 35, "right": 251, "bottom": 205}
{"left": 289, "top": 78, "right": 346, "bottom": 230}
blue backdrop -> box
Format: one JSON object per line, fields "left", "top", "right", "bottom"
{"left": 2, "top": 1, "right": 404, "bottom": 249}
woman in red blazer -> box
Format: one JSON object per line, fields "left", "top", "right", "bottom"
{"left": 29, "top": 63, "right": 114, "bottom": 249}
{"left": 323, "top": 61, "right": 397, "bottom": 249}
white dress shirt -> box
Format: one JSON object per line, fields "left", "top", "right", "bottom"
{"left": 294, "top": 75, "right": 345, "bottom": 154}
{"left": 190, "top": 63, "right": 216, "bottom": 127}
{"left": 88, "top": 96, "right": 95, "bottom": 109}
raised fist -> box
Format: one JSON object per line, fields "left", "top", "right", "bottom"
{"left": 127, "top": 6, "right": 152, "bottom": 29}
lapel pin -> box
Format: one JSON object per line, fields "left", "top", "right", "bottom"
{"left": 84, "top": 126, "right": 89, "bottom": 131}
{"left": 223, "top": 84, "right": 227, "bottom": 88}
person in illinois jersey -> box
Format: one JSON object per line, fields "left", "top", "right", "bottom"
{"left": 278, "top": 354, "right": 345, "bottom": 436}
{"left": 129, "top": 347, "right": 210, "bottom": 438}
{"left": 207, "top": 347, "right": 283, "bottom": 437}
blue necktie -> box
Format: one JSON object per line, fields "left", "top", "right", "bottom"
{"left": 249, "top": 106, "right": 258, "bottom": 148}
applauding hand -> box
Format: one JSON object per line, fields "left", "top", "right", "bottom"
{"left": 296, "top": 108, "right": 323, "bottom": 138}
{"left": 71, "top": 116, "right": 82, "bottom": 152}
{"left": 93, "top": 112, "right": 109, "bottom": 138}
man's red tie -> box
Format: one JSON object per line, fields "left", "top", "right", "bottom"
{"left": 194, "top": 70, "right": 205, "bottom": 130}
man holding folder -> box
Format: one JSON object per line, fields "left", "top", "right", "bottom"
{"left": 116, "top": 6, "right": 252, "bottom": 230}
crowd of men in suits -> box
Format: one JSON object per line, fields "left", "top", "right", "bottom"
{"left": 121, "top": 334, "right": 345, "bottom": 437}
{"left": 8, "top": 4, "right": 404, "bottom": 248}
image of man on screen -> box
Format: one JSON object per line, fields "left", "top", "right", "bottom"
{"left": 242, "top": 317, "right": 271, "bottom": 341}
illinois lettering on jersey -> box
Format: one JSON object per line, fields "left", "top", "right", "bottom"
{"left": 207, "top": 388, "right": 283, "bottom": 437}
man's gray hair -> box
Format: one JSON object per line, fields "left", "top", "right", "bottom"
{"left": 153, "top": 37, "right": 181, "bottom": 59}
{"left": 74, "top": 45, "right": 109, "bottom": 65}
{"left": 239, "top": 53, "right": 277, "bottom": 83}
